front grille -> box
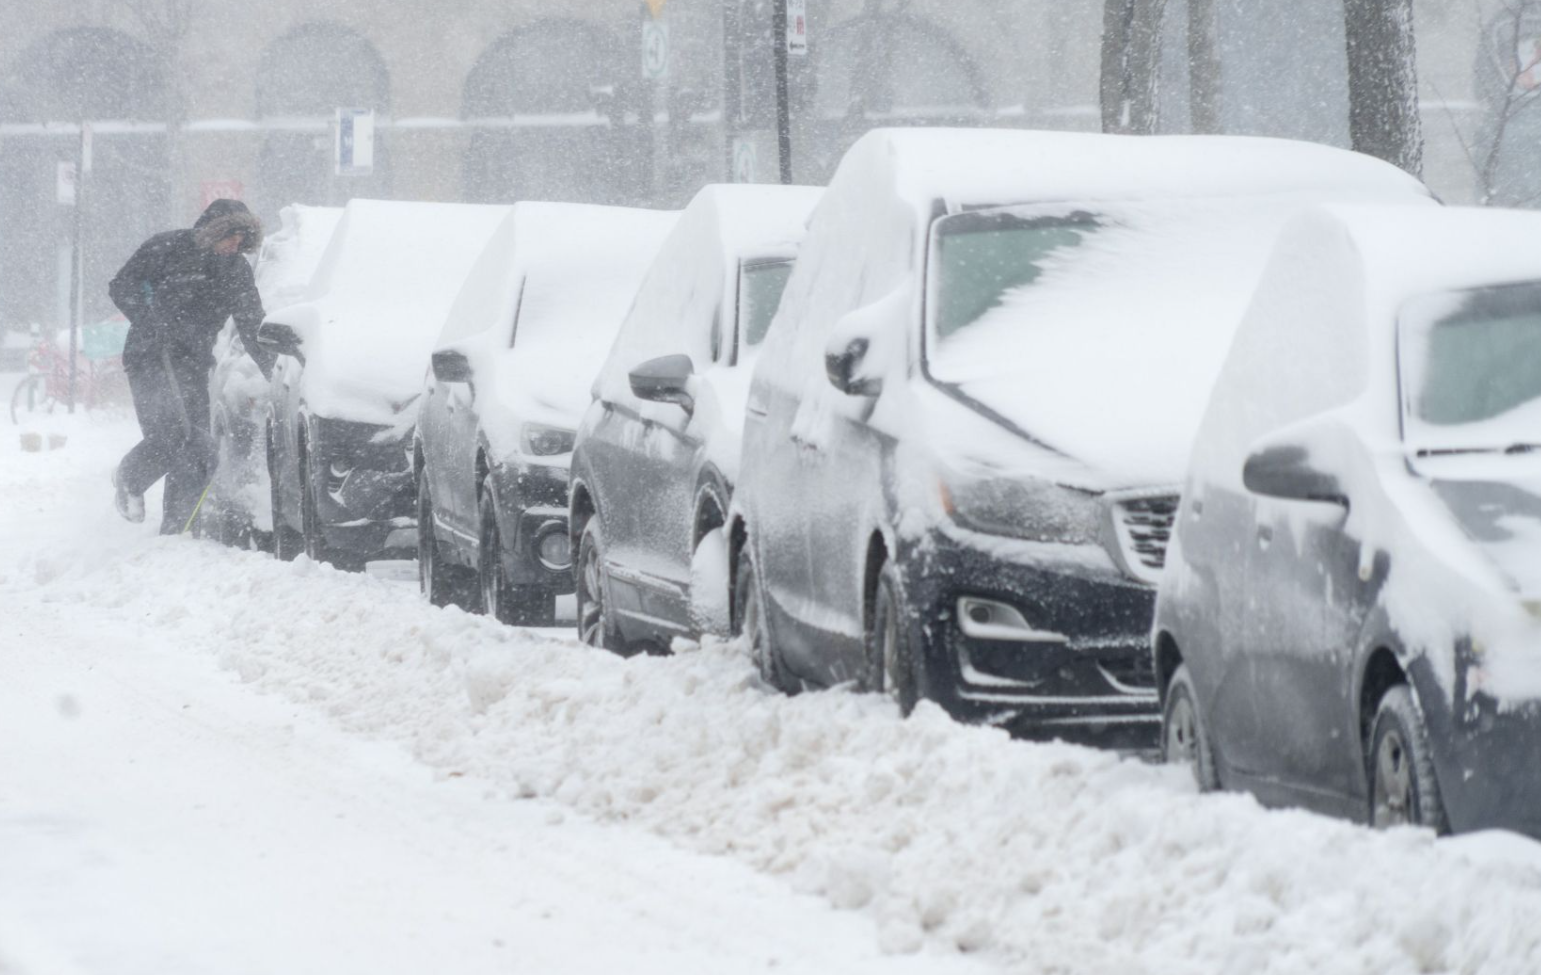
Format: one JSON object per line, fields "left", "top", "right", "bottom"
{"left": 1110, "top": 494, "right": 1178, "bottom": 584}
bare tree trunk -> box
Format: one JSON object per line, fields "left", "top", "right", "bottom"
{"left": 1187, "top": 0, "right": 1222, "bottom": 133}
{"left": 1344, "top": 0, "right": 1422, "bottom": 176}
{"left": 1101, "top": 0, "right": 1169, "bottom": 134}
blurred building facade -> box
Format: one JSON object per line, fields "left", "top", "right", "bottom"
{"left": 0, "top": 0, "right": 1520, "bottom": 329}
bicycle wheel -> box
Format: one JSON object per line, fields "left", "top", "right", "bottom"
{"left": 9, "top": 374, "right": 57, "bottom": 424}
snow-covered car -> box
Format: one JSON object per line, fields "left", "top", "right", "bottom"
{"left": 257, "top": 199, "right": 510, "bottom": 568}
{"left": 731, "top": 127, "right": 1431, "bottom": 743}
{"left": 416, "top": 203, "right": 677, "bottom": 623}
{"left": 570, "top": 184, "right": 822, "bottom": 652}
{"left": 204, "top": 204, "right": 342, "bottom": 549}
{"left": 1154, "top": 205, "right": 1541, "bottom": 838}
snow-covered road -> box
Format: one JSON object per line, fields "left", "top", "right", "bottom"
{"left": 6, "top": 406, "right": 1541, "bottom": 975}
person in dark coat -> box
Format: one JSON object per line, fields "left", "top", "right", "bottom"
{"left": 109, "top": 199, "right": 269, "bottom": 534}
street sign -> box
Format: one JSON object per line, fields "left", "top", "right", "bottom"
{"left": 56, "top": 161, "right": 76, "bottom": 206}
{"left": 732, "top": 138, "right": 758, "bottom": 183}
{"left": 787, "top": 0, "right": 809, "bottom": 57}
{"left": 200, "top": 179, "right": 244, "bottom": 209}
{"left": 642, "top": 18, "right": 671, "bottom": 80}
{"left": 335, "top": 108, "right": 375, "bottom": 176}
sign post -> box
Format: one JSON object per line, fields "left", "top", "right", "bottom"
{"left": 773, "top": 0, "right": 794, "bottom": 183}
{"left": 66, "top": 124, "right": 90, "bottom": 413}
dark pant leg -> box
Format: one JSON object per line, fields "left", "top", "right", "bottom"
{"left": 118, "top": 351, "right": 184, "bottom": 497}
{"left": 158, "top": 355, "right": 215, "bottom": 536}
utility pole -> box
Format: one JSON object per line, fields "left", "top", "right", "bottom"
{"left": 67, "top": 123, "right": 89, "bottom": 414}
{"left": 773, "top": 0, "right": 793, "bottom": 183}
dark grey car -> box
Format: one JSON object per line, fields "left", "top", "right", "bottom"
{"left": 1154, "top": 205, "right": 1541, "bottom": 839}
{"left": 569, "top": 185, "right": 820, "bottom": 652}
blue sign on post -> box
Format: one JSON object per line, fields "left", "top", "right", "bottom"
{"left": 335, "top": 108, "right": 375, "bottom": 176}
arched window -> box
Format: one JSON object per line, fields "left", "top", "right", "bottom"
{"left": 804, "top": 12, "right": 988, "bottom": 180}
{"left": 0, "top": 28, "right": 168, "bottom": 326}
{"left": 462, "top": 19, "right": 644, "bottom": 206}
{"left": 254, "top": 23, "right": 392, "bottom": 223}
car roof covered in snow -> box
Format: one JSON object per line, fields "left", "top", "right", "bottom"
{"left": 434, "top": 201, "right": 679, "bottom": 456}
{"left": 595, "top": 183, "right": 824, "bottom": 399}
{"left": 270, "top": 199, "right": 511, "bottom": 425}
{"left": 859, "top": 127, "right": 1432, "bottom": 214}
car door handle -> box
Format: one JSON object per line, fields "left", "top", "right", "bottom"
{"left": 746, "top": 403, "right": 769, "bottom": 419}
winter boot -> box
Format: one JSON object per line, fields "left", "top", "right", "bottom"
{"left": 113, "top": 466, "right": 145, "bottom": 523}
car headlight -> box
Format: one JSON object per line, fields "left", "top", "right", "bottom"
{"left": 522, "top": 423, "right": 576, "bottom": 457}
{"left": 941, "top": 474, "right": 1104, "bottom": 544}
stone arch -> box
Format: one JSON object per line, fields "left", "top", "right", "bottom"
{"left": 804, "top": 12, "right": 989, "bottom": 180}
{"left": 461, "top": 18, "right": 645, "bottom": 206}
{"left": 0, "top": 27, "right": 169, "bottom": 326}
{"left": 253, "top": 22, "right": 393, "bottom": 223}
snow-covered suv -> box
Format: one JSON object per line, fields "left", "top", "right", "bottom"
{"left": 731, "top": 127, "right": 1429, "bottom": 743}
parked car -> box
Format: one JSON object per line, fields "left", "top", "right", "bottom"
{"left": 1154, "top": 205, "right": 1541, "bottom": 838}
{"left": 570, "top": 184, "right": 822, "bottom": 652}
{"left": 204, "top": 204, "right": 342, "bottom": 549}
{"left": 257, "top": 199, "right": 510, "bottom": 568}
{"left": 731, "top": 127, "right": 1430, "bottom": 744}
{"left": 416, "top": 203, "right": 677, "bottom": 623}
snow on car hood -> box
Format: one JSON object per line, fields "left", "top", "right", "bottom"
{"left": 286, "top": 200, "right": 511, "bottom": 425}
{"left": 1427, "top": 470, "right": 1541, "bottom": 597}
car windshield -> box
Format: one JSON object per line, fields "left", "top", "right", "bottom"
{"left": 929, "top": 210, "right": 1099, "bottom": 348}
{"left": 1401, "top": 281, "right": 1541, "bottom": 453}
{"left": 739, "top": 260, "right": 794, "bottom": 350}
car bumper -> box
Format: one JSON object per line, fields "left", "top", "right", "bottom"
{"left": 489, "top": 460, "right": 575, "bottom": 593}
{"left": 900, "top": 528, "right": 1161, "bottom": 746}
{"left": 311, "top": 417, "right": 417, "bottom": 557}
{"left": 1426, "top": 659, "right": 1541, "bottom": 839}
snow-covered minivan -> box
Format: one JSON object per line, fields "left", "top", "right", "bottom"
{"left": 1155, "top": 206, "right": 1541, "bottom": 838}
{"left": 731, "top": 128, "right": 1429, "bottom": 744}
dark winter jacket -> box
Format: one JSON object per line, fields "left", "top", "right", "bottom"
{"left": 109, "top": 199, "right": 270, "bottom": 374}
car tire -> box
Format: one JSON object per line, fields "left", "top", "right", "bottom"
{"left": 300, "top": 450, "right": 358, "bottom": 570}
{"left": 1162, "top": 663, "right": 1220, "bottom": 791}
{"left": 418, "top": 468, "right": 473, "bottom": 608}
{"left": 734, "top": 542, "right": 792, "bottom": 693}
{"left": 576, "top": 517, "right": 622, "bottom": 652}
{"left": 479, "top": 490, "right": 556, "bottom": 626}
{"left": 268, "top": 429, "right": 303, "bottom": 562}
{"left": 867, "top": 561, "right": 920, "bottom": 716}
{"left": 1367, "top": 684, "right": 1448, "bottom": 833}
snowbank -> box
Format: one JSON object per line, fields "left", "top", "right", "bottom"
{"left": 6, "top": 414, "right": 1541, "bottom": 974}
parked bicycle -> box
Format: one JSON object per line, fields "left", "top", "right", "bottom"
{"left": 8, "top": 318, "right": 130, "bottom": 424}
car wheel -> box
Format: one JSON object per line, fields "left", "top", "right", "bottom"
{"left": 867, "top": 562, "right": 919, "bottom": 716}
{"left": 734, "top": 542, "right": 792, "bottom": 693}
{"left": 479, "top": 490, "right": 556, "bottom": 626}
{"left": 1368, "top": 684, "right": 1448, "bottom": 833}
{"left": 418, "top": 468, "right": 472, "bottom": 608}
{"left": 1162, "top": 663, "right": 1220, "bottom": 791}
{"left": 268, "top": 429, "right": 302, "bottom": 562}
{"left": 299, "top": 451, "right": 354, "bottom": 569}
{"left": 576, "top": 518, "right": 622, "bottom": 651}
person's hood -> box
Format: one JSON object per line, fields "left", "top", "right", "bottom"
{"left": 193, "top": 199, "right": 263, "bottom": 254}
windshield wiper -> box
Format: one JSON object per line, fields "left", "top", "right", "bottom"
{"left": 1415, "top": 443, "right": 1541, "bottom": 457}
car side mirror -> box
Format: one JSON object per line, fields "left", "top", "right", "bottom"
{"left": 629, "top": 354, "right": 695, "bottom": 413}
{"left": 432, "top": 349, "right": 473, "bottom": 384}
{"left": 1243, "top": 444, "right": 1348, "bottom": 507}
{"left": 826, "top": 338, "right": 882, "bottom": 397}
{"left": 255, "top": 321, "right": 304, "bottom": 364}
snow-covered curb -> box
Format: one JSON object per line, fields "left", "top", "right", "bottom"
{"left": 6, "top": 416, "right": 1541, "bottom": 974}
